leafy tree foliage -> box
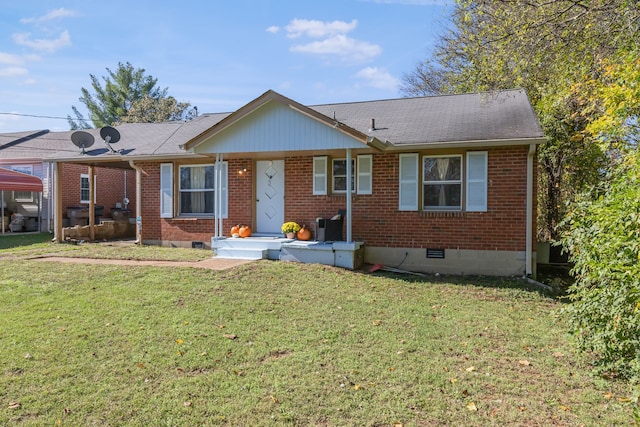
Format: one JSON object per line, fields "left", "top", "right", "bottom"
{"left": 561, "top": 49, "right": 640, "bottom": 389}
{"left": 118, "top": 96, "right": 195, "bottom": 124}
{"left": 67, "top": 62, "right": 191, "bottom": 129}
{"left": 400, "top": 0, "right": 639, "bottom": 241}
{"left": 561, "top": 151, "right": 640, "bottom": 381}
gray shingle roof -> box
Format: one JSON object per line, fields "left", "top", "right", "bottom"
{"left": 0, "top": 129, "right": 77, "bottom": 159}
{"left": 310, "top": 89, "right": 544, "bottom": 145}
{"left": 4, "top": 89, "right": 543, "bottom": 164}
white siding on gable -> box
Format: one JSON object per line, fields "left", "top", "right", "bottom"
{"left": 194, "top": 102, "right": 366, "bottom": 154}
{"left": 399, "top": 153, "right": 419, "bottom": 211}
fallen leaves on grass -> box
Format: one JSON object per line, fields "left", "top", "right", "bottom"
{"left": 224, "top": 333, "right": 238, "bottom": 340}
{"left": 518, "top": 360, "right": 531, "bottom": 366}
{"left": 8, "top": 402, "right": 20, "bottom": 409}
{"left": 466, "top": 402, "right": 478, "bottom": 411}
{"left": 465, "top": 366, "right": 476, "bottom": 372}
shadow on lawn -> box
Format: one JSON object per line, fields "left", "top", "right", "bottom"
{"left": 366, "top": 264, "right": 572, "bottom": 300}
{"left": 0, "top": 232, "right": 53, "bottom": 250}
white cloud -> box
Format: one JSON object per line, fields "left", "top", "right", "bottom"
{"left": 0, "top": 67, "right": 29, "bottom": 78}
{"left": 0, "top": 52, "right": 25, "bottom": 66}
{"left": 20, "top": 8, "right": 77, "bottom": 24}
{"left": 285, "top": 19, "right": 358, "bottom": 39}
{"left": 355, "top": 66, "right": 399, "bottom": 90}
{"left": 266, "top": 25, "right": 280, "bottom": 34}
{"left": 291, "top": 35, "right": 381, "bottom": 63}
{"left": 12, "top": 30, "right": 71, "bottom": 54}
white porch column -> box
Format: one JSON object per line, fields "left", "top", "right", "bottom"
{"left": 346, "top": 148, "right": 352, "bottom": 243}
{"left": 88, "top": 165, "right": 95, "bottom": 241}
{"left": 215, "top": 153, "right": 222, "bottom": 239}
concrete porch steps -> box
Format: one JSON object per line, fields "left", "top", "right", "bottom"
{"left": 211, "top": 236, "right": 365, "bottom": 269}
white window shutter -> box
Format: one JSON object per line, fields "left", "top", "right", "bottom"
{"left": 313, "top": 156, "right": 327, "bottom": 195}
{"left": 466, "top": 151, "right": 488, "bottom": 212}
{"left": 160, "top": 163, "right": 173, "bottom": 218}
{"left": 220, "top": 161, "right": 228, "bottom": 218}
{"left": 399, "top": 153, "right": 419, "bottom": 211}
{"left": 357, "top": 154, "right": 372, "bottom": 195}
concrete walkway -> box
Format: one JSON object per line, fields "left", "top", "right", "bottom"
{"left": 35, "top": 256, "right": 252, "bottom": 270}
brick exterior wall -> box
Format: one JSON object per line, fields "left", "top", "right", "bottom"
{"left": 138, "top": 146, "right": 536, "bottom": 253}
{"left": 60, "top": 163, "right": 136, "bottom": 218}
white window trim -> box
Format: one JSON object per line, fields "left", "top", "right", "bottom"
{"left": 178, "top": 164, "right": 216, "bottom": 217}
{"left": 80, "top": 173, "right": 97, "bottom": 204}
{"left": 11, "top": 165, "right": 34, "bottom": 202}
{"left": 422, "top": 154, "right": 463, "bottom": 211}
{"left": 331, "top": 158, "right": 356, "bottom": 194}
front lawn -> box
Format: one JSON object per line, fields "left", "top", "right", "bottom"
{"left": 0, "top": 257, "right": 632, "bottom": 425}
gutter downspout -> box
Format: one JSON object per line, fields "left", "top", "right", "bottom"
{"left": 525, "top": 144, "right": 536, "bottom": 277}
{"left": 129, "top": 160, "right": 143, "bottom": 245}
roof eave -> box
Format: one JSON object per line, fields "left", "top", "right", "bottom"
{"left": 383, "top": 136, "right": 546, "bottom": 151}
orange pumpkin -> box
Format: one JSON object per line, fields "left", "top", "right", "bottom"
{"left": 239, "top": 225, "right": 252, "bottom": 238}
{"left": 297, "top": 225, "right": 311, "bottom": 241}
{"left": 230, "top": 225, "right": 240, "bottom": 236}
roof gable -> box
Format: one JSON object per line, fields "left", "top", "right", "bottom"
{"left": 185, "top": 90, "right": 373, "bottom": 154}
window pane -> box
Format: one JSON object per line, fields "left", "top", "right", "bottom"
{"left": 180, "top": 166, "right": 214, "bottom": 190}
{"left": 423, "top": 184, "right": 461, "bottom": 209}
{"left": 333, "top": 160, "right": 346, "bottom": 175}
{"left": 423, "top": 156, "right": 461, "bottom": 181}
{"left": 334, "top": 176, "right": 347, "bottom": 192}
{"left": 180, "top": 191, "right": 214, "bottom": 214}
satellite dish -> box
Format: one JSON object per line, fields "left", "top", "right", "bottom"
{"left": 71, "top": 131, "right": 95, "bottom": 155}
{"left": 100, "top": 126, "right": 120, "bottom": 153}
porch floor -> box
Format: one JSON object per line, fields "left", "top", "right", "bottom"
{"left": 211, "top": 235, "right": 364, "bottom": 270}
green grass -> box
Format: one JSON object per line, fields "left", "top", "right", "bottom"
{"left": 0, "top": 247, "right": 633, "bottom": 425}
{"left": 0, "top": 233, "right": 210, "bottom": 262}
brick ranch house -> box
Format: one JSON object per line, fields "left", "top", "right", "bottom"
{"left": 0, "top": 130, "right": 135, "bottom": 233}
{"left": 51, "top": 89, "right": 545, "bottom": 276}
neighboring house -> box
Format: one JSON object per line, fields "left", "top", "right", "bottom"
{"left": 50, "top": 89, "right": 545, "bottom": 276}
{"left": 0, "top": 130, "right": 135, "bottom": 233}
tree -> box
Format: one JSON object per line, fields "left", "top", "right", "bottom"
{"left": 561, "top": 48, "right": 640, "bottom": 385}
{"left": 400, "top": 0, "right": 639, "bottom": 241}
{"left": 67, "top": 62, "right": 191, "bottom": 129}
{"left": 117, "top": 96, "right": 195, "bottom": 124}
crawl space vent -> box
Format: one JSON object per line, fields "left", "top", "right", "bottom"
{"left": 426, "top": 248, "right": 445, "bottom": 259}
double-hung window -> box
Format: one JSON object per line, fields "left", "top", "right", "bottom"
{"left": 160, "top": 162, "right": 228, "bottom": 219}
{"left": 313, "top": 155, "right": 372, "bottom": 195}
{"left": 422, "top": 155, "right": 462, "bottom": 210}
{"left": 398, "top": 152, "right": 488, "bottom": 212}
{"left": 332, "top": 159, "right": 355, "bottom": 193}
{"left": 179, "top": 165, "right": 215, "bottom": 215}
{"left": 80, "top": 173, "right": 96, "bottom": 204}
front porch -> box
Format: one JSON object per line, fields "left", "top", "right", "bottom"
{"left": 211, "top": 235, "right": 364, "bottom": 269}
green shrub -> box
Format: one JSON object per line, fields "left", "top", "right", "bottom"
{"left": 561, "top": 151, "right": 640, "bottom": 381}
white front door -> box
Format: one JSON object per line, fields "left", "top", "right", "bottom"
{"left": 256, "top": 160, "right": 285, "bottom": 234}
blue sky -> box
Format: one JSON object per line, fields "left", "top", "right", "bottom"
{"left": 0, "top": 0, "right": 452, "bottom": 133}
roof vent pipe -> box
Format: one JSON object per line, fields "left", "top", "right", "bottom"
{"left": 370, "top": 118, "right": 376, "bottom": 131}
